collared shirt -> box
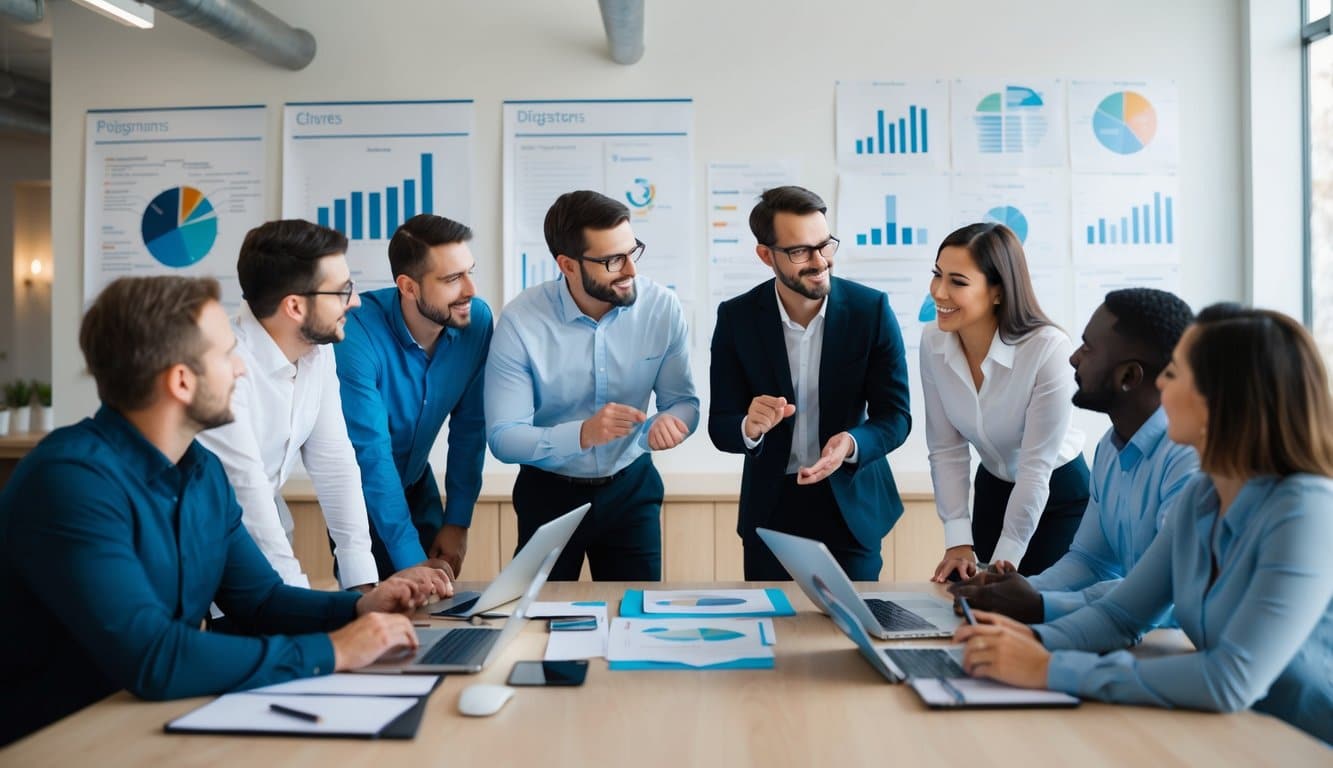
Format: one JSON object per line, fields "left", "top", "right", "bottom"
{"left": 920, "top": 323, "right": 1085, "bottom": 566}
{"left": 334, "top": 288, "right": 492, "bottom": 571}
{"left": 485, "top": 275, "right": 700, "bottom": 478}
{"left": 197, "top": 305, "right": 377, "bottom": 589}
{"left": 740, "top": 284, "right": 858, "bottom": 472}
{"left": 1028, "top": 408, "right": 1199, "bottom": 620}
{"left": 1038, "top": 473, "right": 1333, "bottom": 744}
{"left": 0, "top": 407, "right": 360, "bottom": 745}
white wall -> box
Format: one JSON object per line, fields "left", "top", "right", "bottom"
{"left": 50, "top": 0, "right": 1247, "bottom": 490}
{"left": 0, "top": 134, "right": 50, "bottom": 386}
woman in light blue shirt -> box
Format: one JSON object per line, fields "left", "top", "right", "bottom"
{"left": 954, "top": 304, "right": 1333, "bottom": 744}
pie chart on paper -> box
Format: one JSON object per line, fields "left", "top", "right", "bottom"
{"left": 142, "top": 186, "right": 219, "bottom": 268}
{"left": 1092, "top": 91, "right": 1157, "bottom": 155}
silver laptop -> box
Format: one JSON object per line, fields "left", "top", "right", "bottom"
{"left": 755, "top": 527, "right": 961, "bottom": 639}
{"left": 813, "top": 574, "right": 964, "bottom": 683}
{"left": 365, "top": 549, "right": 559, "bottom": 674}
{"left": 430, "top": 503, "right": 590, "bottom": 618}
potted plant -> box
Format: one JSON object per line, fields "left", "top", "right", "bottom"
{"left": 33, "top": 380, "right": 53, "bottom": 432}
{"left": 5, "top": 379, "right": 33, "bottom": 435}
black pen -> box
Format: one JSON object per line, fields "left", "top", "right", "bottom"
{"left": 958, "top": 596, "right": 978, "bottom": 626}
{"left": 269, "top": 702, "right": 321, "bottom": 723}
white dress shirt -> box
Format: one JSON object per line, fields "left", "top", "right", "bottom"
{"left": 197, "top": 305, "right": 379, "bottom": 589}
{"left": 919, "top": 322, "right": 1084, "bottom": 567}
{"left": 742, "top": 284, "right": 857, "bottom": 472}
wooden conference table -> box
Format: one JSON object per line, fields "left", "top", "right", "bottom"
{"left": 5, "top": 582, "right": 1327, "bottom": 766}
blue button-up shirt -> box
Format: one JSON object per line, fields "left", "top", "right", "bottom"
{"left": 485, "top": 276, "right": 700, "bottom": 477}
{"left": 334, "top": 287, "right": 492, "bottom": 571}
{"left": 1038, "top": 473, "right": 1333, "bottom": 744}
{"left": 0, "top": 407, "right": 360, "bottom": 745}
{"left": 1028, "top": 408, "right": 1199, "bottom": 620}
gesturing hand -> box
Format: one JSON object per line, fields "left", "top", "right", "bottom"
{"left": 743, "top": 395, "right": 796, "bottom": 441}
{"left": 796, "top": 432, "right": 854, "bottom": 485}
{"left": 580, "top": 402, "right": 647, "bottom": 449}
{"left": 646, "top": 413, "right": 689, "bottom": 451}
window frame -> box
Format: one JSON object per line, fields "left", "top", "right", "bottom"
{"left": 1302, "top": 5, "right": 1332, "bottom": 326}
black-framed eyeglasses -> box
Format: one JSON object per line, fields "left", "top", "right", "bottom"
{"left": 299, "top": 281, "right": 356, "bottom": 306}
{"left": 765, "top": 236, "right": 839, "bottom": 264}
{"left": 574, "top": 240, "right": 645, "bottom": 273}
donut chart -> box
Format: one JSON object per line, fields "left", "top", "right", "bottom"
{"left": 142, "top": 186, "right": 218, "bottom": 268}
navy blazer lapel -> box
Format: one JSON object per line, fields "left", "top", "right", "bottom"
{"left": 818, "top": 278, "right": 849, "bottom": 442}
{"left": 755, "top": 281, "right": 796, "bottom": 402}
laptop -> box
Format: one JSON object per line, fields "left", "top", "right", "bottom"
{"left": 430, "top": 503, "right": 590, "bottom": 618}
{"left": 755, "top": 527, "right": 961, "bottom": 639}
{"left": 364, "top": 549, "right": 559, "bottom": 674}
{"left": 813, "top": 574, "right": 964, "bottom": 683}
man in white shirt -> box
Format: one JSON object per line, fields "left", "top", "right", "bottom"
{"left": 199, "top": 220, "right": 452, "bottom": 593}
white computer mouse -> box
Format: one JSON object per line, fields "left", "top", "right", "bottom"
{"left": 457, "top": 684, "right": 515, "bottom": 717}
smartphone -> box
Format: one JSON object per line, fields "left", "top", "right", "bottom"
{"left": 548, "top": 616, "right": 598, "bottom": 632}
{"left": 507, "top": 660, "right": 589, "bottom": 687}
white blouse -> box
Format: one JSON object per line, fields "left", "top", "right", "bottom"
{"left": 919, "top": 323, "right": 1085, "bottom": 567}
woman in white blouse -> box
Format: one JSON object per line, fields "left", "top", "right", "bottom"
{"left": 923, "top": 223, "right": 1087, "bottom": 582}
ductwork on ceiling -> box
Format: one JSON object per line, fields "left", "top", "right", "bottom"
{"left": 598, "top": 0, "right": 644, "bottom": 65}
{"left": 0, "top": 71, "right": 49, "bottom": 134}
{"left": 0, "top": 0, "right": 41, "bottom": 24}
{"left": 140, "top": 0, "right": 316, "bottom": 71}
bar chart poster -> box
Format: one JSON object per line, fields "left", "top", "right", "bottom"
{"left": 1068, "top": 80, "right": 1179, "bottom": 172}
{"left": 83, "top": 105, "right": 266, "bottom": 308}
{"left": 1071, "top": 174, "right": 1180, "bottom": 266}
{"left": 835, "top": 173, "right": 952, "bottom": 266}
{"left": 502, "top": 99, "right": 694, "bottom": 303}
{"left": 950, "top": 79, "right": 1067, "bottom": 170}
{"left": 835, "top": 81, "right": 950, "bottom": 172}
{"left": 950, "top": 172, "right": 1070, "bottom": 267}
{"left": 282, "top": 100, "right": 474, "bottom": 292}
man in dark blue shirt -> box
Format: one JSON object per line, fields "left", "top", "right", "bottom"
{"left": 0, "top": 276, "right": 447, "bottom": 745}
{"left": 335, "top": 214, "right": 492, "bottom": 579}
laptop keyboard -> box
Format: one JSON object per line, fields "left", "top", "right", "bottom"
{"left": 419, "top": 627, "right": 500, "bottom": 666}
{"left": 431, "top": 595, "right": 480, "bottom": 617}
{"left": 863, "top": 598, "right": 937, "bottom": 632}
{"left": 883, "top": 648, "right": 964, "bottom": 679}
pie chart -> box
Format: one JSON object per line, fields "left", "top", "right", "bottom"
{"left": 985, "top": 205, "right": 1029, "bottom": 243}
{"left": 1092, "top": 91, "right": 1157, "bottom": 155}
{"left": 142, "top": 186, "right": 218, "bottom": 268}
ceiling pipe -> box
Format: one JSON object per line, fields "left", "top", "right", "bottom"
{"left": 0, "top": 0, "right": 42, "bottom": 24}
{"left": 598, "top": 0, "right": 644, "bottom": 65}
{"left": 141, "top": 0, "right": 316, "bottom": 70}
{"left": 0, "top": 101, "right": 49, "bottom": 135}
{"left": 0, "top": 71, "right": 51, "bottom": 112}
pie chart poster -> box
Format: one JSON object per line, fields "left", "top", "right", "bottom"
{"left": 83, "top": 106, "right": 267, "bottom": 310}
{"left": 1068, "top": 80, "right": 1179, "bottom": 173}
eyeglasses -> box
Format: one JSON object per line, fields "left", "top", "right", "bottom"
{"left": 765, "top": 236, "right": 839, "bottom": 264}
{"left": 574, "top": 240, "right": 645, "bottom": 273}
{"left": 299, "top": 281, "right": 356, "bottom": 306}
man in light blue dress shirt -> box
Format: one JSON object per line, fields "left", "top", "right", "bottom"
{"left": 952, "top": 289, "right": 1198, "bottom": 622}
{"left": 485, "top": 191, "right": 699, "bottom": 580}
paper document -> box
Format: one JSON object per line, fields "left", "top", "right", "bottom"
{"left": 910, "top": 678, "right": 1079, "bottom": 708}
{"left": 641, "top": 589, "right": 775, "bottom": 615}
{"left": 250, "top": 674, "right": 439, "bottom": 697}
{"left": 167, "top": 693, "right": 417, "bottom": 736}
{"left": 608, "top": 618, "right": 775, "bottom": 668}
{"left": 528, "top": 601, "right": 610, "bottom": 660}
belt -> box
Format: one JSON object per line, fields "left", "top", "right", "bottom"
{"left": 535, "top": 464, "right": 632, "bottom": 488}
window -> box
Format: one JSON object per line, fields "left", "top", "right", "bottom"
{"left": 1306, "top": 4, "right": 1332, "bottom": 365}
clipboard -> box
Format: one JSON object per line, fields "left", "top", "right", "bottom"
{"left": 909, "top": 678, "right": 1080, "bottom": 709}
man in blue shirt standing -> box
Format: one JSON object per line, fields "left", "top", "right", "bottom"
{"left": 950, "top": 288, "right": 1198, "bottom": 622}
{"left": 0, "top": 276, "right": 445, "bottom": 746}
{"left": 485, "top": 190, "right": 700, "bottom": 581}
{"left": 336, "top": 214, "right": 492, "bottom": 579}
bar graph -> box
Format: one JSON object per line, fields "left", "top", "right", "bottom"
{"left": 853, "top": 195, "right": 928, "bottom": 247}
{"left": 519, "top": 250, "right": 558, "bottom": 291}
{"left": 854, "top": 105, "right": 930, "bottom": 155}
{"left": 316, "top": 152, "right": 435, "bottom": 241}
{"left": 1083, "top": 190, "right": 1174, "bottom": 246}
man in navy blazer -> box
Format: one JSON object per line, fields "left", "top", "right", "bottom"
{"left": 709, "top": 186, "right": 912, "bottom": 581}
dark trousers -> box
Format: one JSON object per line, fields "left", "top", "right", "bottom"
{"left": 971, "top": 456, "right": 1090, "bottom": 576}
{"left": 513, "top": 453, "right": 663, "bottom": 582}
{"left": 742, "top": 475, "right": 882, "bottom": 582}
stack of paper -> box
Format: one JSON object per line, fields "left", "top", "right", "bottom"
{"left": 607, "top": 617, "right": 776, "bottom": 670}
{"left": 528, "top": 600, "right": 610, "bottom": 661}
{"left": 621, "top": 588, "right": 796, "bottom": 618}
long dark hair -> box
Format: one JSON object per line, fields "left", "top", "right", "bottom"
{"left": 937, "top": 222, "right": 1054, "bottom": 343}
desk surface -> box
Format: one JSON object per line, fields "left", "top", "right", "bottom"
{"left": 4, "top": 582, "right": 1326, "bottom": 766}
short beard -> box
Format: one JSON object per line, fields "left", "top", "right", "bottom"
{"left": 299, "top": 313, "right": 342, "bottom": 345}
{"left": 582, "top": 267, "right": 637, "bottom": 307}
{"left": 1072, "top": 372, "right": 1117, "bottom": 414}
{"left": 777, "top": 264, "right": 830, "bottom": 301}
{"left": 417, "top": 295, "right": 470, "bottom": 329}
{"left": 188, "top": 385, "right": 234, "bottom": 431}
